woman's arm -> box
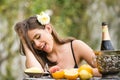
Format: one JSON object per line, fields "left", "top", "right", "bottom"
{"left": 72, "top": 40, "right": 96, "bottom": 67}
{"left": 19, "top": 34, "right": 44, "bottom": 71}
{"left": 73, "top": 40, "right": 102, "bottom": 76}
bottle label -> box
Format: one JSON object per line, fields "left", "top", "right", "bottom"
{"left": 102, "top": 27, "right": 107, "bottom": 32}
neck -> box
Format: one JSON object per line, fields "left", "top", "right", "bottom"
{"left": 47, "top": 41, "right": 63, "bottom": 59}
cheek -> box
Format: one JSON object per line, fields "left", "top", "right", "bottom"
{"left": 45, "top": 33, "right": 53, "bottom": 42}
{"left": 49, "top": 40, "right": 53, "bottom": 50}
{"left": 46, "top": 34, "right": 54, "bottom": 52}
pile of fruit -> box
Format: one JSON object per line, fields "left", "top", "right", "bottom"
{"left": 50, "top": 64, "right": 93, "bottom": 80}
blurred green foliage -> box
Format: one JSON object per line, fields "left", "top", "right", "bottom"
{"left": 0, "top": 0, "right": 120, "bottom": 80}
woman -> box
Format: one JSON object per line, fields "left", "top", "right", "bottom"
{"left": 14, "top": 12, "right": 101, "bottom": 76}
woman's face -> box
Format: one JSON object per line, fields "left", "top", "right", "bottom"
{"left": 27, "top": 25, "right": 53, "bottom": 53}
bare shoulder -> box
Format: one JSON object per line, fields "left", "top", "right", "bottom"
{"left": 72, "top": 40, "right": 93, "bottom": 52}
{"left": 72, "top": 40, "right": 87, "bottom": 47}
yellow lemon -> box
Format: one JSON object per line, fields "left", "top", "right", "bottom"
{"left": 64, "top": 68, "right": 78, "bottom": 80}
{"left": 78, "top": 64, "right": 93, "bottom": 75}
{"left": 79, "top": 70, "right": 92, "bottom": 80}
{"left": 52, "top": 70, "right": 64, "bottom": 79}
{"left": 24, "top": 67, "right": 42, "bottom": 73}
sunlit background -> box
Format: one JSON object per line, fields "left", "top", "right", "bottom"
{"left": 0, "top": 0, "right": 120, "bottom": 80}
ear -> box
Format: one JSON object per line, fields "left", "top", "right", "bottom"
{"left": 45, "top": 24, "right": 52, "bottom": 33}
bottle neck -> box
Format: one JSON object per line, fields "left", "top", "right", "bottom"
{"left": 102, "top": 25, "right": 111, "bottom": 40}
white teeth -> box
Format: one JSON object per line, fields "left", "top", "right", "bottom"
{"left": 41, "top": 45, "right": 44, "bottom": 49}
{"left": 41, "top": 43, "right": 45, "bottom": 50}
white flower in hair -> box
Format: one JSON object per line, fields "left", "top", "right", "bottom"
{"left": 37, "top": 12, "right": 50, "bottom": 25}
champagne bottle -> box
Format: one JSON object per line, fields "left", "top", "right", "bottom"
{"left": 100, "top": 22, "right": 114, "bottom": 50}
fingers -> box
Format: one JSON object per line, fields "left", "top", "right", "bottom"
{"left": 49, "top": 65, "right": 61, "bottom": 73}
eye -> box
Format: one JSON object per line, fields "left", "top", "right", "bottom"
{"left": 35, "top": 34, "right": 41, "bottom": 40}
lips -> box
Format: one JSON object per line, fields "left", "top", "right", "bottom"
{"left": 41, "top": 43, "right": 45, "bottom": 50}
{"left": 42, "top": 43, "right": 46, "bottom": 51}
{"left": 36, "top": 42, "right": 47, "bottom": 52}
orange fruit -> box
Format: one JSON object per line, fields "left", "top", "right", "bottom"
{"left": 51, "top": 69, "right": 64, "bottom": 79}
{"left": 64, "top": 68, "right": 78, "bottom": 80}
{"left": 78, "top": 64, "right": 93, "bottom": 75}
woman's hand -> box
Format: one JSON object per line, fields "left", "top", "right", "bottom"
{"left": 49, "top": 65, "right": 61, "bottom": 73}
{"left": 92, "top": 68, "right": 102, "bottom": 77}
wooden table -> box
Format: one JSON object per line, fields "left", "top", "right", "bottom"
{"left": 23, "top": 75, "right": 120, "bottom": 80}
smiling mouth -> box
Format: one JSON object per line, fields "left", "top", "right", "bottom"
{"left": 41, "top": 43, "right": 46, "bottom": 51}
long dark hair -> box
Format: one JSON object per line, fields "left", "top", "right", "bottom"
{"left": 14, "top": 16, "right": 75, "bottom": 68}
